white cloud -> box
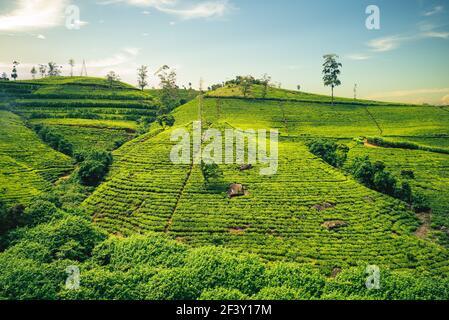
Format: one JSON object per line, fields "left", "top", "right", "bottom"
{"left": 442, "top": 94, "right": 449, "bottom": 105}
{"left": 424, "top": 5, "right": 444, "bottom": 16}
{"left": 346, "top": 54, "right": 371, "bottom": 61}
{"left": 99, "top": 0, "right": 233, "bottom": 20}
{"left": 88, "top": 47, "right": 140, "bottom": 68}
{"left": 367, "top": 88, "right": 449, "bottom": 99}
{"left": 158, "top": 1, "right": 231, "bottom": 19}
{"left": 366, "top": 29, "right": 449, "bottom": 53}
{"left": 37, "top": 34, "right": 46, "bottom": 40}
{"left": 0, "top": 0, "right": 69, "bottom": 31}
{"left": 421, "top": 31, "right": 449, "bottom": 39}
{"left": 367, "top": 35, "right": 406, "bottom": 52}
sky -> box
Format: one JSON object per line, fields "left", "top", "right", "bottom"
{"left": 0, "top": 0, "right": 449, "bottom": 104}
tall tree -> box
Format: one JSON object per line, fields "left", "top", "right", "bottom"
{"left": 11, "top": 61, "right": 19, "bottom": 81}
{"left": 158, "top": 67, "right": 180, "bottom": 114}
{"left": 261, "top": 74, "right": 271, "bottom": 98}
{"left": 137, "top": 65, "right": 149, "bottom": 91}
{"left": 47, "top": 62, "right": 62, "bottom": 77}
{"left": 68, "top": 59, "right": 75, "bottom": 77}
{"left": 240, "top": 76, "right": 253, "bottom": 97}
{"left": 322, "top": 54, "right": 342, "bottom": 105}
{"left": 106, "top": 71, "right": 120, "bottom": 89}
{"left": 30, "top": 66, "right": 37, "bottom": 79}
{"left": 38, "top": 64, "right": 47, "bottom": 78}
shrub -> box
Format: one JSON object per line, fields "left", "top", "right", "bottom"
{"left": 92, "top": 234, "right": 187, "bottom": 270}
{"left": 76, "top": 150, "right": 112, "bottom": 186}
{"left": 396, "top": 181, "right": 412, "bottom": 203}
{"left": 412, "top": 193, "right": 431, "bottom": 212}
{"left": 157, "top": 114, "right": 175, "bottom": 128}
{"left": 307, "top": 139, "right": 348, "bottom": 168}
{"left": 350, "top": 156, "right": 376, "bottom": 187}
{"left": 0, "top": 256, "right": 67, "bottom": 300}
{"left": 33, "top": 124, "right": 73, "bottom": 156}
{"left": 263, "top": 263, "right": 325, "bottom": 298}
{"left": 199, "top": 288, "right": 249, "bottom": 300}
{"left": 373, "top": 170, "right": 397, "bottom": 196}
{"left": 254, "top": 286, "right": 309, "bottom": 300}
{"left": 200, "top": 160, "right": 224, "bottom": 190}
{"left": 22, "top": 200, "right": 64, "bottom": 227}
{"left": 183, "top": 247, "right": 266, "bottom": 295}
{"left": 8, "top": 216, "right": 107, "bottom": 261}
{"left": 78, "top": 160, "right": 108, "bottom": 186}
{"left": 0, "top": 203, "right": 25, "bottom": 236}
{"left": 401, "top": 170, "right": 415, "bottom": 179}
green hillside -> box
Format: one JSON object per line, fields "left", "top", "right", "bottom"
{"left": 0, "top": 111, "right": 72, "bottom": 204}
{"left": 83, "top": 87, "right": 449, "bottom": 273}
{"left": 1, "top": 78, "right": 449, "bottom": 300}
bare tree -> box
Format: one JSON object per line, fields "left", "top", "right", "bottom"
{"left": 11, "top": 61, "right": 19, "bottom": 81}
{"left": 69, "top": 59, "right": 75, "bottom": 77}
{"left": 106, "top": 71, "right": 120, "bottom": 89}
{"left": 261, "top": 74, "right": 271, "bottom": 98}
{"left": 47, "top": 62, "right": 62, "bottom": 77}
{"left": 39, "top": 64, "right": 47, "bottom": 78}
{"left": 30, "top": 66, "right": 37, "bottom": 79}
{"left": 137, "top": 65, "right": 149, "bottom": 91}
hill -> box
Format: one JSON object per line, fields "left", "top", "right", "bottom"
{"left": 1, "top": 78, "right": 449, "bottom": 300}
{"left": 83, "top": 84, "right": 449, "bottom": 273}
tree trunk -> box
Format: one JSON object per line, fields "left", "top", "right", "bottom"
{"left": 332, "top": 86, "right": 334, "bottom": 105}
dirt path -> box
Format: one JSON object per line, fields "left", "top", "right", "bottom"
{"left": 363, "top": 139, "right": 380, "bottom": 148}
{"left": 415, "top": 211, "right": 432, "bottom": 239}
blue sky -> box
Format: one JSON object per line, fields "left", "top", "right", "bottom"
{"left": 1, "top": 0, "right": 448, "bottom": 104}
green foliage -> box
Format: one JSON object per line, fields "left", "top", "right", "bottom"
{"left": 33, "top": 124, "right": 73, "bottom": 156}
{"left": 76, "top": 150, "right": 112, "bottom": 186}
{"left": 307, "top": 138, "right": 349, "bottom": 168}
{"left": 199, "top": 288, "right": 249, "bottom": 300}
{"left": 8, "top": 216, "right": 106, "bottom": 261}
{"left": 322, "top": 54, "right": 342, "bottom": 103}
{"left": 157, "top": 114, "right": 175, "bottom": 128}
{"left": 22, "top": 200, "right": 64, "bottom": 227}
{"left": 158, "top": 68, "right": 181, "bottom": 112}
{"left": 92, "top": 234, "right": 187, "bottom": 270}
{"left": 200, "top": 160, "right": 224, "bottom": 187}
{"left": 412, "top": 193, "right": 431, "bottom": 213}
{"left": 0, "top": 257, "right": 67, "bottom": 300}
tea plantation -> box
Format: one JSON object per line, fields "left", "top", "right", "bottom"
{"left": 1, "top": 79, "right": 449, "bottom": 300}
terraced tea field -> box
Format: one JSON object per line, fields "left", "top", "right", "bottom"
{"left": 0, "top": 111, "right": 72, "bottom": 204}
{"left": 84, "top": 92, "right": 449, "bottom": 273}
{"left": 28, "top": 118, "right": 137, "bottom": 152}
{"left": 2, "top": 79, "right": 449, "bottom": 277}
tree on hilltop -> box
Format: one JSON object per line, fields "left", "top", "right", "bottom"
{"left": 11, "top": 61, "right": 19, "bottom": 81}
{"left": 322, "top": 54, "right": 342, "bottom": 105}
{"left": 69, "top": 59, "right": 75, "bottom": 77}
{"left": 30, "top": 66, "right": 37, "bottom": 79}
{"left": 137, "top": 65, "right": 149, "bottom": 91}
{"left": 106, "top": 71, "right": 121, "bottom": 89}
